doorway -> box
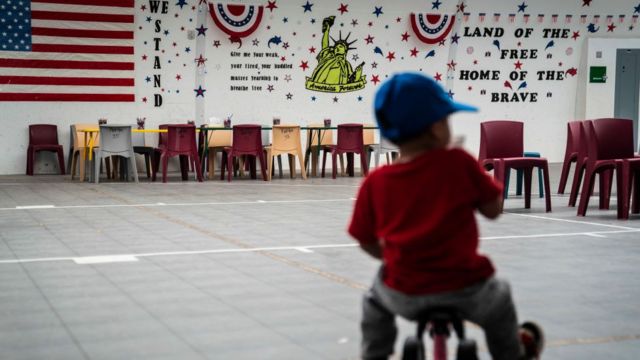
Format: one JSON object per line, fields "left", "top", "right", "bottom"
{"left": 614, "top": 49, "right": 640, "bottom": 150}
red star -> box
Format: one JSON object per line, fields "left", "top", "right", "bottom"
{"left": 371, "top": 75, "right": 381, "bottom": 85}
{"left": 567, "top": 67, "right": 578, "bottom": 76}
{"left": 558, "top": 62, "right": 563, "bottom": 67}
{"left": 141, "top": 54, "right": 148, "bottom": 61}
{"left": 456, "top": 2, "right": 466, "bottom": 13}
{"left": 434, "top": 73, "right": 442, "bottom": 81}
{"left": 300, "top": 61, "right": 309, "bottom": 71}
{"left": 607, "top": 23, "right": 616, "bottom": 32}
{"left": 473, "top": 60, "right": 478, "bottom": 65}
{"left": 198, "top": 0, "right": 207, "bottom": 4}
{"left": 142, "top": 97, "right": 148, "bottom": 103}
{"left": 401, "top": 32, "right": 410, "bottom": 41}
{"left": 409, "top": 47, "right": 419, "bottom": 57}
{"left": 176, "top": 74, "right": 182, "bottom": 80}
{"left": 396, "top": 17, "right": 402, "bottom": 23}
{"left": 308, "top": 46, "right": 316, "bottom": 53}
{"left": 386, "top": 52, "right": 395, "bottom": 61}
{"left": 572, "top": 31, "right": 580, "bottom": 40}
{"left": 266, "top": 1, "right": 277, "bottom": 12}
{"left": 280, "top": 56, "right": 286, "bottom": 62}
{"left": 140, "top": 4, "right": 146, "bottom": 11}
{"left": 365, "top": 35, "right": 374, "bottom": 44}
{"left": 195, "top": 55, "right": 207, "bottom": 66}
{"left": 368, "top": 21, "right": 373, "bottom": 27}
{"left": 338, "top": 3, "right": 348, "bottom": 14}
{"left": 447, "top": 60, "right": 457, "bottom": 71}
{"left": 514, "top": 60, "right": 523, "bottom": 70}
{"left": 213, "top": 40, "right": 221, "bottom": 48}
{"left": 468, "top": 86, "right": 473, "bottom": 91}
{"left": 582, "top": 0, "right": 591, "bottom": 6}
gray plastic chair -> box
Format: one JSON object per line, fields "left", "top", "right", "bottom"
{"left": 94, "top": 125, "right": 138, "bottom": 183}
{"left": 373, "top": 137, "right": 399, "bottom": 167}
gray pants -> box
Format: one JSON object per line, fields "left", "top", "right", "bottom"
{"left": 361, "top": 269, "right": 523, "bottom": 360}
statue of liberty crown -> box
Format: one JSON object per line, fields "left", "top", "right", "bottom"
{"left": 330, "top": 31, "right": 357, "bottom": 50}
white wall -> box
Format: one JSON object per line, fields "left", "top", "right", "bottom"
{"left": 3, "top": 0, "right": 640, "bottom": 174}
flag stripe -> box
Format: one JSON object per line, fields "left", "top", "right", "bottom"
{"left": 0, "top": 76, "right": 134, "bottom": 86}
{"left": 32, "top": 3, "right": 135, "bottom": 15}
{"left": 33, "top": 20, "right": 134, "bottom": 30}
{"left": 31, "top": 10, "right": 134, "bottom": 23}
{"left": 31, "top": 44, "right": 134, "bottom": 54}
{"left": 0, "top": 93, "right": 135, "bottom": 101}
{"left": 32, "top": 0, "right": 135, "bottom": 8}
{"left": 31, "top": 27, "right": 134, "bottom": 39}
{"left": 0, "top": 58, "right": 134, "bottom": 70}
{"left": 33, "top": 36, "right": 134, "bottom": 46}
{"left": 0, "top": 67, "right": 133, "bottom": 79}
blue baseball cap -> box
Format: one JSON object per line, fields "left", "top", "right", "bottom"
{"left": 374, "top": 72, "right": 478, "bottom": 143}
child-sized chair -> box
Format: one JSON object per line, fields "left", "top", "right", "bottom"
{"left": 154, "top": 124, "right": 203, "bottom": 183}
{"left": 222, "top": 125, "right": 267, "bottom": 181}
{"left": 206, "top": 129, "right": 233, "bottom": 180}
{"left": 93, "top": 125, "right": 138, "bottom": 183}
{"left": 322, "top": 124, "right": 369, "bottom": 179}
{"left": 265, "top": 125, "right": 307, "bottom": 180}
{"left": 26, "top": 124, "right": 65, "bottom": 175}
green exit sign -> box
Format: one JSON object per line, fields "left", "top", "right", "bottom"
{"left": 589, "top": 66, "right": 607, "bottom": 83}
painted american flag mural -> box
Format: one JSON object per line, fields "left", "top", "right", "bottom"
{"left": 0, "top": 0, "right": 135, "bottom": 102}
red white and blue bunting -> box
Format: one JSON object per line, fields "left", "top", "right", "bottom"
{"left": 208, "top": 2, "right": 264, "bottom": 39}
{"left": 410, "top": 13, "right": 456, "bottom": 44}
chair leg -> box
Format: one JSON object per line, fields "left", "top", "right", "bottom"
{"left": 144, "top": 153, "right": 151, "bottom": 178}
{"left": 346, "top": 153, "right": 354, "bottom": 177}
{"left": 288, "top": 154, "right": 295, "bottom": 179}
{"left": 537, "top": 167, "right": 544, "bottom": 198}
{"left": 332, "top": 151, "right": 338, "bottom": 179}
{"left": 568, "top": 162, "right": 585, "bottom": 207}
{"left": 227, "top": 153, "right": 234, "bottom": 182}
{"left": 515, "top": 169, "right": 523, "bottom": 196}
{"left": 277, "top": 154, "right": 283, "bottom": 178}
{"left": 94, "top": 151, "right": 101, "bottom": 184}
{"left": 600, "top": 169, "right": 614, "bottom": 210}
{"left": 267, "top": 149, "right": 274, "bottom": 181}
{"left": 557, "top": 155, "right": 574, "bottom": 194}
{"left": 298, "top": 149, "right": 307, "bottom": 180}
{"left": 632, "top": 170, "right": 640, "bottom": 214}
{"left": 616, "top": 161, "right": 629, "bottom": 219}
{"left": 193, "top": 151, "right": 203, "bottom": 182}
{"left": 162, "top": 154, "right": 169, "bottom": 183}
{"left": 26, "top": 149, "right": 34, "bottom": 175}
{"left": 577, "top": 167, "right": 595, "bottom": 216}
{"left": 152, "top": 151, "right": 160, "bottom": 182}
{"left": 71, "top": 151, "right": 78, "bottom": 180}
{"left": 523, "top": 167, "right": 533, "bottom": 209}
{"left": 542, "top": 163, "right": 552, "bottom": 212}
{"left": 258, "top": 152, "right": 268, "bottom": 181}
{"left": 503, "top": 169, "right": 511, "bottom": 199}
{"left": 56, "top": 148, "right": 66, "bottom": 175}
{"left": 130, "top": 154, "right": 139, "bottom": 183}
{"left": 321, "top": 150, "right": 327, "bottom": 178}
{"left": 360, "top": 150, "right": 369, "bottom": 176}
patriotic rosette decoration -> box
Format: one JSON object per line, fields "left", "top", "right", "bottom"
{"left": 410, "top": 13, "right": 456, "bottom": 44}
{"left": 208, "top": 2, "right": 264, "bottom": 41}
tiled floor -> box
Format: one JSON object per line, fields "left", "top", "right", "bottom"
{"left": 1, "top": 165, "right": 639, "bottom": 359}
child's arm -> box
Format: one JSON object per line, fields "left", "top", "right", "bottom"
{"left": 359, "top": 242, "right": 383, "bottom": 259}
{"left": 478, "top": 194, "right": 503, "bottom": 219}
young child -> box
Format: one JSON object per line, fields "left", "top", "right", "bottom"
{"left": 348, "top": 72, "right": 543, "bottom": 360}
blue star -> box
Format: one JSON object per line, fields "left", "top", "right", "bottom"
{"left": 635, "top": 3, "right": 640, "bottom": 13}
{"left": 357, "top": 96, "right": 363, "bottom": 101}
{"left": 448, "top": 89, "right": 455, "bottom": 99}
{"left": 164, "top": 29, "right": 170, "bottom": 36}
{"left": 146, "top": 16, "right": 152, "bottom": 22}
{"left": 432, "top": 0, "right": 442, "bottom": 9}
{"left": 450, "top": 33, "right": 460, "bottom": 44}
{"left": 283, "top": 17, "right": 288, "bottom": 23}
{"left": 311, "top": 18, "right": 316, "bottom": 24}
{"left": 196, "top": 25, "right": 207, "bottom": 36}
{"left": 185, "top": 47, "right": 191, "bottom": 53}
{"left": 145, "top": 76, "right": 151, "bottom": 82}
{"left": 176, "top": 0, "right": 188, "bottom": 9}
{"left": 311, "top": 96, "right": 316, "bottom": 101}
{"left": 373, "top": 6, "right": 383, "bottom": 17}
{"left": 302, "top": 1, "right": 313, "bottom": 12}
{"left": 194, "top": 85, "right": 206, "bottom": 97}
{"left": 517, "top": 2, "right": 527, "bottom": 12}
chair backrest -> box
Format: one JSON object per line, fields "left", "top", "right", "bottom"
{"left": 478, "top": 120, "right": 523, "bottom": 161}
{"left": 566, "top": 121, "right": 582, "bottom": 155}
{"left": 272, "top": 125, "right": 302, "bottom": 152}
{"left": 207, "top": 129, "right": 232, "bottom": 147}
{"left": 29, "top": 124, "right": 59, "bottom": 146}
{"left": 73, "top": 123, "right": 100, "bottom": 148}
{"left": 590, "top": 118, "right": 635, "bottom": 161}
{"left": 166, "top": 124, "right": 197, "bottom": 153}
{"left": 363, "top": 123, "right": 376, "bottom": 146}
{"left": 231, "top": 124, "right": 263, "bottom": 152}
{"left": 307, "top": 123, "right": 334, "bottom": 146}
{"left": 158, "top": 124, "right": 169, "bottom": 148}
{"left": 337, "top": 124, "right": 364, "bottom": 152}
{"left": 99, "top": 125, "right": 133, "bottom": 154}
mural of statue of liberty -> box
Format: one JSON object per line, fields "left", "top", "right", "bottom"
{"left": 305, "top": 16, "right": 366, "bottom": 93}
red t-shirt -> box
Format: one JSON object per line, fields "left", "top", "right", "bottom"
{"left": 348, "top": 148, "right": 502, "bottom": 295}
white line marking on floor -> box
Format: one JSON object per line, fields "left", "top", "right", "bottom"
{"left": 15, "top": 205, "right": 55, "bottom": 209}
{"left": 504, "top": 212, "right": 637, "bottom": 230}
{"left": 0, "top": 228, "right": 638, "bottom": 265}
{"left": 256, "top": 200, "right": 266, "bottom": 203}
{"left": 295, "top": 247, "right": 314, "bottom": 253}
{"left": 585, "top": 232, "right": 607, "bottom": 238}
{"left": 73, "top": 255, "right": 139, "bottom": 265}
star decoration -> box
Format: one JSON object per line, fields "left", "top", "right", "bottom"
{"left": 146, "top": 16, "right": 152, "bottom": 22}
{"left": 195, "top": 55, "right": 207, "bottom": 66}
{"left": 252, "top": 38, "right": 259, "bottom": 46}
{"left": 572, "top": 31, "right": 580, "bottom": 40}
{"left": 396, "top": 17, "right": 402, "bottom": 23}
{"left": 311, "top": 96, "right": 317, "bottom": 101}
{"left": 213, "top": 40, "right": 221, "bottom": 48}
{"left": 300, "top": 61, "right": 309, "bottom": 71}
{"left": 386, "top": 52, "right": 395, "bottom": 61}
{"left": 280, "top": 56, "right": 286, "bottom": 62}
{"left": 410, "top": 47, "right": 419, "bottom": 57}
{"left": 142, "top": 54, "right": 148, "bottom": 61}
{"left": 434, "top": 72, "right": 442, "bottom": 81}
{"left": 635, "top": 4, "right": 640, "bottom": 14}
{"left": 514, "top": 60, "right": 523, "bottom": 69}
{"left": 558, "top": 62, "right": 563, "bottom": 67}
{"left": 517, "top": 2, "right": 527, "bottom": 12}
{"left": 145, "top": 76, "right": 151, "bottom": 82}
{"left": 447, "top": 60, "right": 457, "bottom": 71}
{"left": 311, "top": 18, "right": 316, "bottom": 24}
{"left": 142, "top": 97, "right": 148, "bottom": 103}
{"left": 439, "top": 39, "right": 446, "bottom": 46}
{"left": 282, "top": 42, "right": 290, "bottom": 49}
{"left": 368, "top": 21, "right": 373, "bottom": 27}
{"left": 338, "top": 3, "right": 348, "bottom": 14}
{"left": 365, "top": 35, "right": 374, "bottom": 44}
{"left": 284, "top": 74, "right": 292, "bottom": 82}
{"left": 432, "top": 0, "right": 442, "bottom": 9}
{"left": 267, "top": 85, "right": 274, "bottom": 92}
{"left": 401, "top": 32, "right": 410, "bottom": 41}
{"left": 302, "top": 1, "right": 313, "bottom": 12}
{"left": 194, "top": 85, "right": 206, "bottom": 97}
{"left": 176, "top": 74, "right": 182, "bottom": 80}
{"left": 447, "top": 89, "right": 454, "bottom": 99}
{"left": 371, "top": 62, "right": 378, "bottom": 68}
{"left": 456, "top": 2, "right": 466, "bottom": 13}
{"left": 176, "top": 0, "right": 188, "bottom": 9}
{"left": 266, "top": 1, "right": 277, "bottom": 12}
{"left": 196, "top": 25, "right": 207, "bottom": 36}
{"left": 141, "top": 4, "right": 147, "bottom": 11}
{"left": 331, "top": 96, "right": 337, "bottom": 103}
{"left": 357, "top": 96, "right": 363, "bottom": 101}
{"left": 371, "top": 75, "right": 381, "bottom": 85}
{"left": 283, "top": 17, "right": 288, "bottom": 23}
{"left": 451, "top": 33, "right": 460, "bottom": 44}
{"left": 373, "top": 6, "right": 383, "bottom": 17}
{"left": 582, "top": 0, "right": 591, "bottom": 6}
{"left": 286, "top": 93, "right": 293, "bottom": 100}
{"left": 473, "top": 60, "right": 478, "bottom": 65}
{"left": 351, "top": 19, "right": 358, "bottom": 27}
{"left": 163, "top": 30, "right": 170, "bottom": 36}
{"left": 309, "top": 46, "right": 316, "bottom": 53}
{"left": 352, "top": 54, "right": 359, "bottom": 61}
{"left": 608, "top": 23, "right": 616, "bottom": 32}
{"left": 468, "top": 86, "right": 473, "bottom": 91}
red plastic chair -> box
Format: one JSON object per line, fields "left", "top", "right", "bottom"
{"left": 479, "top": 121, "right": 552, "bottom": 212}
{"left": 222, "top": 125, "right": 267, "bottom": 182}
{"left": 153, "top": 124, "right": 203, "bottom": 183}
{"left": 151, "top": 124, "right": 169, "bottom": 181}
{"left": 577, "top": 118, "right": 640, "bottom": 218}
{"left": 27, "top": 124, "right": 65, "bottom": 175}
{"left": 557, "top": 121, "right": 583, "bottom": 194}
{"left": 321, "top": 124, "right": 369, "bottom": 179}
